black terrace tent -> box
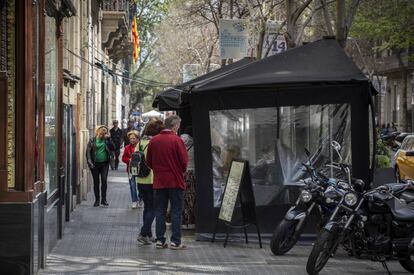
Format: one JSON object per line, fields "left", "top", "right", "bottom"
{"left": 187, "top": 37, "right": 376, "bottom": 235}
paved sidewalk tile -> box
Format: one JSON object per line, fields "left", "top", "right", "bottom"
{"left": 40, "top": 164, "right": 408, "bottom": 275}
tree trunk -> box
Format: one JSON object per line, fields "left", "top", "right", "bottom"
{"left": 336, "top": 0, "right": 346, "bottom": 48}
{"left": 286, "top": 0, "right": 295, "bottom": 48}
{"left": 256, "top": 21, "right": 266, "bottom": 59}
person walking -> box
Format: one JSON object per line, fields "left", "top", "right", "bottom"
{"left": 123, "top": 120, "right": 136, "bottom": 146}
{"left": 180, "top": 126, "right": 196, "bottom": 229}
{"left": 136, "top": 119, "right": 165, "bottom": 245}
{"left": 110, "top": 120, "right": 123, "bottom": 170}
{"left": 146, "top": 115, "right": 188, "bottom": 249}
{"left": 122, "top": 130, "right": 142, "bottom": 209}
{"left": 86, "top": 125, "right": 115, "bottom": 207}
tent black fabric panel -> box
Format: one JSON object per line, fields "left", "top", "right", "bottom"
{"left": 153, "top": 88, "right": 183, "bottom": 110}
{"left": 191, "top": 83, "right": 372, "bottom": 234}
{"left": 192, "top": 38, "right": 367, "bottom": 92}
{"left": 153, "top": 57, "right": 255, "bottom": 111}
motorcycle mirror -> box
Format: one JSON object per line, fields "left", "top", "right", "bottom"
{"left": 331, "top": 141, "right": 341, "bottom": 152}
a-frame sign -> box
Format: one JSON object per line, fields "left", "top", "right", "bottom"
{"left": 212, "top": 159, "right": 262, "bottom": 248}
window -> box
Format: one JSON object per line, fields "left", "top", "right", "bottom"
{"left": 210, "top": 104, "right": 352, "bottom": 207}
{"left": 406, "top": 137, "right": 414, "bottom": 151}
{"left": 44, "top": 13, "right": 58, "bottom": 196}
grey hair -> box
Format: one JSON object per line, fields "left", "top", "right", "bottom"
{"left": 164, "top": 115, "right": 181, "bottom": 129}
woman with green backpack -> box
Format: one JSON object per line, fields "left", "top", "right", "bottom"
{"left": 136, "top": 119, "right": 164, "bottom": 245}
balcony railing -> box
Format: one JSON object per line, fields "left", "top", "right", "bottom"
{"left": 102, "top": 0, "right": 128, "bottom": 12}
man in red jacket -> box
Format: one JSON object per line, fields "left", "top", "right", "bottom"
{"left": 146, "top": 115, "right": 188, "bottom": 249}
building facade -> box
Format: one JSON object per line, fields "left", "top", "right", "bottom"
{"left": 0, "top": 0, "right": 132, "bottom": 273}
{"left": 376, "top": 48, "right": 414, "bottom": 132}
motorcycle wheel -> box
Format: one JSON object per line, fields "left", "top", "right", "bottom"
{"left": 270, "top": 219, "right": 302, "bottom": 255}
{"left": 399, "top": 253, "right": 414, "bottom": 273}
{"left": 306, "top": 229, "right": 337, "bottom": 275}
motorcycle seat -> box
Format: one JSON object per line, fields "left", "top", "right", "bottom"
{"left": 400, "top": 190, "right": 414, "bottom": 204}
{"left": 391, "top": 203, "right": 414, "bottom": 222}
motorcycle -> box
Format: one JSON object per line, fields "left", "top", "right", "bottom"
{"left": 306, "top": 181, "right": 414, "bottom": 275}
{"left": 270, "top": 141, "right": 357, "bottom": 255}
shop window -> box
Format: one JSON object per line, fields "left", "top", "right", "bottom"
{"left": 44, "top": 13, "right": 58, "bottom": 196}
{"left": 210, "top": 104, "right": 351, "bottom": 207}
{"left": 0, "top": 1, "right": 16, "bottom": 189}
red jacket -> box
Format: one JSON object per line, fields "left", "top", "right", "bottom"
{"left": 122, "top": 143, "right": 137, "bottom": 172}
{"left": 146, "top": 130, "right": 188, "bottom": 189}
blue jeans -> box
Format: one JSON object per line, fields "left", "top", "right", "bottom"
{"left": 155, "top": 188, "right": 184, "bottom": 245}
{"left": 138, "top": 184, "right": 155, "bottom": 237}
{"left": 128, "top": 176, "right": 139, "bottom": 202}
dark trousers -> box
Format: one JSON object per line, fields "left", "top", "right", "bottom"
{"left": 155, "top": 188, "right": 184, "bottom": 245}
{"left": 138, "top": 184, "right": 155, "bottom": 237}
{"left": 91, "top": 162, "right": 109, "bottom": 202}
{"left": 114, "top": 149, "right": 120, "bottom": 169}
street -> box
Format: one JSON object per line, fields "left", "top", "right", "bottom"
{"left": 40, "top": 164, "right": 408, "bottom": 275}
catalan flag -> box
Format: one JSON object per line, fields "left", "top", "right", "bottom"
{"left": 131, "top": 16, "right": 140, "bottom": 64}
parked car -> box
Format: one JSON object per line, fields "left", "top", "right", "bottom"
{"left": 395, "top": 132, "right": 413, "bottom": 146}
{"left": 394, "top": 135, "right": 414, "bottom": 182}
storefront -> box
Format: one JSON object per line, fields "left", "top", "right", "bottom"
{"left": 0, "top": 0, "right": 75, "bottom": 273}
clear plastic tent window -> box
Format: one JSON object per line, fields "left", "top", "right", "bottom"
{"left": 210, "top": 104, "right": 351, "bottom": 207}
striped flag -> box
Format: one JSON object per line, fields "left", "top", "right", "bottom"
{"left": 131, "top": 16, "right": 140, "bottom": 63}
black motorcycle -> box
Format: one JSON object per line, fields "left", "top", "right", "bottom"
{"left": 306, "top": 181, "right": 414, "bottom": 275}
{"left": 270, "top": 142, "right": 354, "bottom": 255}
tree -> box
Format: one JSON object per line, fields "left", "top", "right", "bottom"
{"left": 351, "top": 0, "right": 414, "bottom": 130}
{"left": 128, "top": 0, "right": 170, "bottom": 114}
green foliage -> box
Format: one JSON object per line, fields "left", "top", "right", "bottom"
{"left": 375, "top": 154, "right": 391, "bottom": 169}
{"left": 133, "top": 0, "right": 170, "bottom": 50}
{"left": 350, "top": 0, "right": 414, "bottom": 52}
{"left": 376, "top": 135, "right": 389, "bottom": 156}
{"left": 375, "top": 130, "right": 391, "bottom": 168}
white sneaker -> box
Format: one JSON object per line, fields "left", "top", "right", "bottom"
{"left": 131, "top": 202, "right": 137, "bottom": 209}
{"left": 138, "top": 200, "right": 143, "bottom": 207}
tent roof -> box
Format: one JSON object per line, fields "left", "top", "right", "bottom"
{"left": 153, "top": 57, "right": 255, "bottom": 110}
{"left": 192, "top": 38, "right": 368, "bottom": 93}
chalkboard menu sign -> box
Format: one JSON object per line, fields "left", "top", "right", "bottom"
{"left": 212, "top": 159, "right": 262, "bottom": 248}
{"left": 218, "top": 160, "right": 245, "bottom": 222}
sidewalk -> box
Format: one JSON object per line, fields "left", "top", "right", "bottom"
{"left": 40, "top": 164, "right": 407, "bottom": 275}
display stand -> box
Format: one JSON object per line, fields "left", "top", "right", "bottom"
{"left": 212, "top": 159, "right": 262, "bottom": 248}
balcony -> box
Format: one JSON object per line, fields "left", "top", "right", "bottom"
{"left": 102, "top": 0, "right": 128, "bottom": 11}
{"left": 377, "top": 49, "right": 414, "bottom": 74}
{"left": 101, "top": 0, "right": 131, "bottom": 62}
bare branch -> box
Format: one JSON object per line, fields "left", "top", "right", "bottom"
{"left": 345, "top": 0, "right": 361, "bottom": 37}
{"left": 320, "top": 0, "right": 334, "bottom": 35}
{"left": 295, "top": 0, "right": 335, "bottom": 45}
{"left": 292, "top": 0, "right": 313, "bottom": 24}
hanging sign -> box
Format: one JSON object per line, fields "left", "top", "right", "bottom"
{"left": 219, "top": 19, "right": 249, "bottom": 59}
{"left": 262, "top": 34, "right": 287, "bottom": 58}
